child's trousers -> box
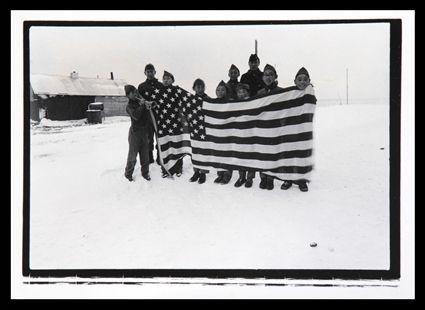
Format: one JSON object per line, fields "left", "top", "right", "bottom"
{"left": 125, "top": 126, "right": 150, "bottom": 177}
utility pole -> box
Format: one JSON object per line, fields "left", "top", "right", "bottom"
{"left": 255, "top": 39, "right": 258, "bottom": 55}
{"left": 346, "top": 68, "right": 349, "bottom": 105}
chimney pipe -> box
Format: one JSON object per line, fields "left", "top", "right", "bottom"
{"left": 110, "top": 72, "right": 114, "bottom": 80}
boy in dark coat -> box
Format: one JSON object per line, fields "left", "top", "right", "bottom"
{"left": 189, "top": 79, "right": 210, "bottom": 184}
{"left": 124, "top": 85, "right": 153, "bottom": 182}
{"left": 240, "top": 54, "right": 266, "bottom": 97}
{"left": 280, "top": 67, "right": 312, "bottom": 192}
{"left": 137, "top": 64, "right": 163, "bottom": 165}
{"left": 160, "top": 70, "right": 184, "bottom": 178}
{"left": 226, "top": 64, "right": 240, "bottom": 100}
{"left": 257, "top": 64, "right": 284, "bottom": 190}
{"left": 234, "top": 83, "right": 256, "bottom": 188}
{"left": 213, "top": 80, "right": 233, "bottom": 185}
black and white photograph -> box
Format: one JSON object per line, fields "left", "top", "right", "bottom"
{"left": 11, "top": 10, "right": 415, "bottom": 299}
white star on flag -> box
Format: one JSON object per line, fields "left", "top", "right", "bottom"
{"left": 192, "top": 98, "right": 196, "bottom": 103}
{"left": 166, "top": 103, "right": 171, "bottom": 108}
{"left": 172, "top": 123, "right": 177, "bottom": 128}
{"left": 162, "top": 109, "right": 167, "bottom": 114}
{"left": 163, "top": 93, "right": 168, "bottom": 98}
{"left": 166, "top": 119, "right": 171, "bottom": 124}
{"left": 159, "top": 99, "right": 164, "bottom": 103}
{"left": 200, "top": 134, "right": 205, "bottom": 139}
{"left": 167, "top": 88, "right": 172, "bottom": 93}
{"left": 154, "top": 89, "right": 160, "bottom": 93}
{"left": 183, "top": 96, "right": 188, "bottom": 101}
{"left": 177, "top": 88, "right": 182, "bottom": 93}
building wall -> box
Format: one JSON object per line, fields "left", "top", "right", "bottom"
{"left": 95, "top": 96, "right": 128, "bottom": 117}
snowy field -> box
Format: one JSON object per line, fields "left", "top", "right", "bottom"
{"left": 29, "top": 103, "right": 390, "bottom": 270}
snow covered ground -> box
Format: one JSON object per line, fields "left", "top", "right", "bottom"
{"left": 29, "top": 103, "right": 390, "bottom": 270}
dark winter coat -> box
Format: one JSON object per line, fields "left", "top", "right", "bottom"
{"left": 257, "top": 82, "right": 284, "bottom": 96}
{"left": 126, "top": 99, "right": 151, "bottom": 129}
{"left": 226, "top": 79, "right": 239, "bottom": 100}
{"left": 138, "top": 78, "right": 164, "bottom": 100}
{"left": 240, "top": 69, "right": 266, "bottom": 97}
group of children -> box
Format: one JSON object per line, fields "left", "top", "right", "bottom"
{"left": 124, "top": 54, "right": 312, "bottom": 192}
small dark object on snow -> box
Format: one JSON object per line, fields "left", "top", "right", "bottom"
{"left": 310, "top": 242, "right": 317, "bottom": 247}
{"left": 380, "top": 147, "right": 385, "bottom": 150}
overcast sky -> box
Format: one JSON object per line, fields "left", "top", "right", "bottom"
{"left": 30, "top": 23, "right": 390, "bottom": 104}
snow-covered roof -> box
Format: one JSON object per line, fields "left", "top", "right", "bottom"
{"left": 30, "top": 73, "right": 128, "bottom": 96}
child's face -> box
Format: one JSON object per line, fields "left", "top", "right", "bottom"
{"left": 162, "top": 76, "right": 173, "bottom": 87}
{"left": 237, "top": 88, "right": 249, "bottom": 99}
{"left": 145, "top": 69, "right": 156, "bottom": 79}
{"left": 194, "top": 84, "right": 205, "bottom": 95}
{"left": 215, "top": 85, "right": 227, "bottom": 99}
{"left": 228, "top": 69, "right": 240, "bottom": 80}
{"left": 249, "top": 60, "right": 260, "bottom": 70}
{"left": 127, "top": 90, "right": 137, "bottom": 100}
{"left": 294, "top": 74, "right": 310, "bottom": 90}
{"left": 263, "top": 69, "right": 277, "bottom": 86}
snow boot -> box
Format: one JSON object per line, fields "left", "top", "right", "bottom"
{"left": 259, "top": 177, "right": 267, "bottom": 189}
{"left": 198, "top": 173, "right": 206, "bottom": 184}
{"left": 266, "top": 177, "right": 274, "bottom": 190}
{"left": 281, "top": 180, "right": 293, "bottom": 190}
{"left": 189, "top": 171, "right": 200, "bottom": 182}
{"left": 125, "top": 174, "right": 134, "bottom": 182}
{"left": 142, "top": 172, "right": 151, "bottom": 181}
{"left": 297, "top": 181, "right": 308, "bottom": 192}
{"left": 214, "top": 174, "right": 224, "bottom": 184}
{"left": 176, "top": 171, "right": 182, "bottom": 177}
{"left": 245, "top": 178, "right": 253, "bottom": 188}
{"left": 234, "top": 177, "right": 246, "bottom": 188}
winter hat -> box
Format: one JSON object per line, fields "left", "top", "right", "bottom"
{"left": 249, "top": 54, "right": 260, "bottom": 62}
{"left": 229, "top": 64, "right": 240, "bottom": 73}
{"left": 163, "top": 70, "right": 175, "bottom": 82}
{"left": 193, "top": 78, "right": 205, "bottom": 89}
{"left": 264, "top": 64, "right": 277, "bottom": 77}
{"left": 124, "top": 84, "right": 136, "bottom": 95}
{"left": 236, "top": 83, "right": 250, "bottom": 92}
{"left": 295, "top": 67, "right": 310, "bottom": 78}
{"left": 144, "top": 63, "right": 155, "bottom": 71}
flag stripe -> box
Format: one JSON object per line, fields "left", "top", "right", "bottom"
{"left": 203, "top": 95, "right": 316, "bottom": 119}
{"left": 191, "top": 153, "right": 313, "bottom": 170}
{"left": 205, "top": 123, "right": 313, "bottom": 138}
{"left": 204, "top": 131, "right": 313, "bottom": 145}
{"left": 203, "top": 86, "right": 313, "bottom": 112}
{"left": 161, "top": 139, "right": 313, "bottom": 153}
{"left": 191, "top": 147, "right": 313, "bottom": 161}
{"left": 204, "top": 104, "right": 316, "bottom": 125}
{"left": 191, "top": 159, "right": 313, "bottom": 174}
{"left": 205, "top": 113, "right": 314, "bottom": 130}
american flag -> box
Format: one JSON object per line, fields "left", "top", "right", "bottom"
{"left": 145, "top": 84, "right": 316, "bottom": 181}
